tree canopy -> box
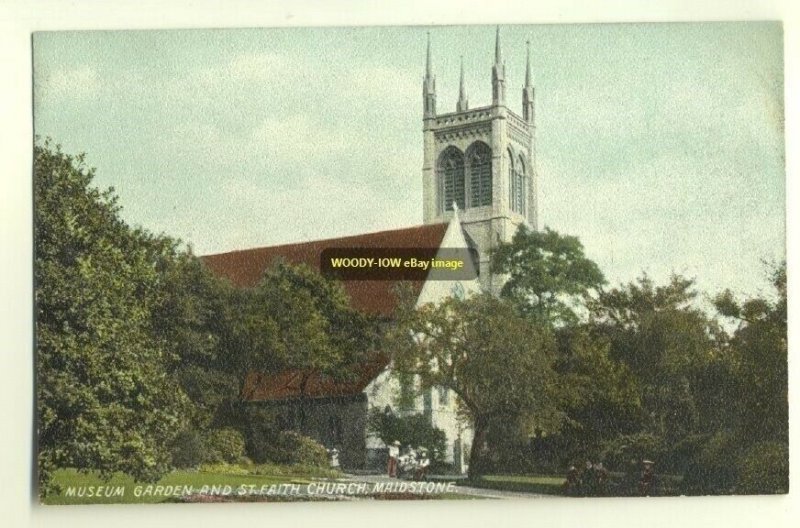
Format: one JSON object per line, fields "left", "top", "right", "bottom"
{"left": 491, "top": 225, "right": 605, "bottom": 324}
{"left": 35, "top": 140, "right": 189, "bottom": 490}
{"left": 391, "top": 293, "right": 563, "bottom": 478}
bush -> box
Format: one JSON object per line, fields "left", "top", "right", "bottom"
{"left": 237, "top": 406, "right": 329, "bottom": 467}
{"left": 239, "top": 406, "right": 281, "bottom": 463}
{"left": 736, "top": 441, "right": 788, "bottom": 494}
{"left": 599, "top": 432, "right": 666, "bottom": 470}
{"left": 206, "top": 428, "right": 246, "bottom": 464}
{"left": 680, "top": 431, "right": 739, "bottom": 495}
{"left": 367, "top": 409, "right": 448, "bottom": 464}
{"left": 267, "top": 431, "right": 329, "bottom": 467}
{"left": 170, "top": 429, "right": 206, "bottom": 469}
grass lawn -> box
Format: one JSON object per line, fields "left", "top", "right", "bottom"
{"left": 43, "top": 464, "right": 340, "bottom": 505}
{"left": 463, "top": 473, "right": 684, "bottom": 497}
{"left": 462, "top": 474, "right": 565, "bottom": 495}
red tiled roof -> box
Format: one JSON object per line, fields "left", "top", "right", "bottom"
{"left": 241, "top": 356, "right": 390, "bottom": 402}
{"left": 201, "top": 224, "right": 448, "bottom": 402}
{"left": 201, "top": 223, "right": 448, "bottom": 317}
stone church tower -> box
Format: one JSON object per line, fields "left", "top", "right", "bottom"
{"left": 422, "top": 28, "right": 538, "bottom": 292}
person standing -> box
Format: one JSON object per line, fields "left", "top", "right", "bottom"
{"left": 581, "top": 460, "right": 595, "bottom": 496}
{"left": 563, "top": 465, "right": 580, "bottom": 496}
{"left": 387, "top": 440, "right": 400, "bottom": 477}
{"left": 415, "top": 447, "right": 430, "bottom": 481}
{"left": 639, "top": 460, "right": 656, "bottom": 496}
{"left": 594, "top": 461, "right": 609, "bottom": 496}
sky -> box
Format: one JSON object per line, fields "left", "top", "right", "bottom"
{"left": 32, "top": 23, "right": 785, "bottom": 299}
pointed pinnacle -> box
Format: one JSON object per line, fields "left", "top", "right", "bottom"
{"left": 495, "top": 26, "right": 501, "bottom": 64}
{"left": 426, "top": 31, "right": 432, "bottom": 78}
{"left": 525, "top": 40, "right": 531, "bottom": 87}
{"left": 459, "top": 56, "right": 465, "bottom": 99}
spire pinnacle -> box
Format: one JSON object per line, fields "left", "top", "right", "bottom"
{"left": 525, "top": 40, "right": 532, "bottom": 87}
{"left": 522, "top": 39, "right": 534, "bottom": 122}
{"left": 495, "top": 26, "right": 502, "bottom": 64}
{"left": 426, "top": 31, "right": 432, "bottom": 78}
{"left": 423, "top": 30, "right": 436, "bottom": 118}
{"left": 459, "top": 56, "right": 465, "bottom": 98}
{"left": 457, "top": 56, "right": 469, "bottom": 112}
{"left": 491, "top": 26, "right": 505, "bottom": 106}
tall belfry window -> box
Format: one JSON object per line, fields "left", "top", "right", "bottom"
{"left": 437, "top": 146, "right": 465, "bottom": 212}
{"left": 507, "top": 149, "right": 516, "bottom": 211}
{"left": 467, "top": 141, "right": 492, "bottom": 207}
{"left": 513, "top": 155, "right": 527, "bottom": 214}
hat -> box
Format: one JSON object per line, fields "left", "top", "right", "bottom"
{"left": 418, "top": 446, "right": 427, "bottom": 452}
{"left": 643, "top": 460, "right": 654, "bottom": 465}
{"left": 392, "top": 440, "right": 401, "bottom": 446}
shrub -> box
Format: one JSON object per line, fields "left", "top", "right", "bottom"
{"left": 736, "top": 441, "right": 789, "bottom": 494}
{"left": 267, "top": 431, "right": 329, "bottom": 467}
{"left": 206, "top": 428, "right": 246, "bottom": 464}
{"left": 680, "top": 431, "right": 739, "bottom": 495}
{"left": 599, "top": 432, "right": 666, "bottom": 470}
{"left": 239, "top": 406, "right": 282, "bottom": 463}
{"left": 367, "top": 409, "right": 448, "bottom": 464}
{"left": 237, "top": 406, "right": 330, "bottom": 467}
{"left": 170, "top": 429, "right": 206, "bottom": 469}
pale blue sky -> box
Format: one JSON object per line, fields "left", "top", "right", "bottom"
{"left": 32, "top": 23, "right": 784, "bottom": 298}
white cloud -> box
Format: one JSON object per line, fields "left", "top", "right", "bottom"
{"left": 38, "top": 65, "right": 99, "bottom": 100}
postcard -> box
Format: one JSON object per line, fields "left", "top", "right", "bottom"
{"left": 32, "top": 22, "right": 786, "bottom": 505}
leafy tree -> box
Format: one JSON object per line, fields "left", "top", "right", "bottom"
{"left": 230, "top": 262, "right": 379, "bottom": 430}
{"left": 713, "top": 262, "right": 787, "bottom": 444}
{"left": 552, "top": 327, "right": 644, "bottom": 460}
{"left": 587, "top": 275, "right": 727, "bottom": 444}
{"left": 151, "top": 252, "right": 240, "bottom": 429}
{"left": 491, "top": 226, "right": 605, "bottom": 324}
{"left": 489, "top": 227, "right": 635, "bottom": 463}
{"left": 390, "top": 293, "right": 563, "bottom": 479}
{"left": 34, "top": 140, "right": 189, "bottom": 492}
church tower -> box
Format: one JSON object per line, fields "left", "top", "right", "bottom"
{"left": 422, "top": 28, "right": 538, "bottom": 292}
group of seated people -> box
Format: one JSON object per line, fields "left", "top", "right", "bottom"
{"left": 387, "top": 440, "right": 431, "bottom": 480}
{"left": 563, "top": 460, "right": 611, "bottom": 496}
{"left": 563, "top": 459, "right": 656, "bottom": 497}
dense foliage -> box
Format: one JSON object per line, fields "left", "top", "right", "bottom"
{"left": 393, "top": 225, "right": 787, "bottom": 493}
{"left": 390, "top": 293, "right": 564, "bottom": 478}
{"left": 367, "top": 409, "right": 448, "bottom": 464}
{"left": 205, "top": 427, "right": 247, "bottom": 464}
{"left": 491, "top": 225, "right": 605, "bottom": 324}
{"left": 34, "top": 141, "right": 372, "bottom": 492}
{"left": 35, "top": 141, "right": 190, "bottom": 491}
{"left": 239, "top": 408, "right": 328, "bottom": 467}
